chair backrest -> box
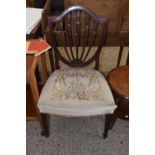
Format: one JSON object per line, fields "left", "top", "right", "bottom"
{"left": 46, "top": 5, "right": 109, "bottom": 70}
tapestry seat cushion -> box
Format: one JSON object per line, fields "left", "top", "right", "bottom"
{"left": 38, "top": 67, "right": 117, "bottom": 116}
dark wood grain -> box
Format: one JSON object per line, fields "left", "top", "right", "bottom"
{"left": 108, "top": 65, "right": 129, "bottom": 120}
{"left": 117, "top": 46, "right": 123, "bottom": 67}
{"left": 47, "top": 5, "right": 108, "bottom": 69}
{"left": 41, "top": 0, "right": 128, "bottom": 46}
{"left": 45, "top": 6, "right": 118, "bottom": 138}
{"left": 108, "top": 65, "right": 129, "bottom": 99}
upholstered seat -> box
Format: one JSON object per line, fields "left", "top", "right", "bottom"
{"left": 38, "top": 67, "right": 116, "bottom": 116}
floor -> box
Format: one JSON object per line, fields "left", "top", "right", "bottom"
{"left": 27, "top": 116, "right": 129, "bottom": 155}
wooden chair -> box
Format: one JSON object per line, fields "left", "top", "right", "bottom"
{"left": 38, "top": 6, "right": 117, "bottom": 138}
{"left": 108, "top": 47, "right": 129, "bottom": 121}
{"left": 108, "top": 64, "right": 129, "bottom": 120}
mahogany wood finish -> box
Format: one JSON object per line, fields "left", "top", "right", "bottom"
{"left": 41, "top": 0, "right": 128, "bottom": 46}
{"left": 108, "top": 65, "right": 129, "bottom": 120}
{"left": 117, "top": 46, "right": 123, "bottom": 67}
{"left": 47, "top": 6, "right": 108, "bottom": 70}
{"left": 103, "top": 112, "right": 117, "bottom": 138}
{"left": 65, "top": 0, "right": 125, "bottom": 33}
{"left": 108, "top": 65, "right": 129, "bottom": 100}
{"left": 45, "top": 6, "right": 116, "bottom": 138}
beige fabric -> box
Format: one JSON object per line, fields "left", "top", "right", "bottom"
{"left": 38, "top": 67, "right": 117, "bottom": 116}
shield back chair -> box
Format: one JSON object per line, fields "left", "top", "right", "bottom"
{"left": 38, "top": 5, "right": 117, "bottom": 138}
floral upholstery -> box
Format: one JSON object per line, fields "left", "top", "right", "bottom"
{"left": 38, "top": 67, "right": 117, "bottom": 116}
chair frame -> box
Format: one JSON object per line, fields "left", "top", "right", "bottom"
{"left": 46, "top": 5, "right": 108, "bottom": 70}
{"left": 44, "top": 5, "right": 116, "bottom": 138}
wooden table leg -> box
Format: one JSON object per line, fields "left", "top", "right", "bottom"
{"left": 29, "top": 70, "right": 49, "bottom": 137}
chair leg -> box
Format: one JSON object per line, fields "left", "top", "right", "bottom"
{"left": 103, "top": 114, "right": 112, "bottom": 138}
{"left": 103, "top": 92, "right": 120, "bottom": 138}
{"left": 109, "top": 108, "right": 118, "bottom": 130}
{"left": 40, "top": 114, "right": 50, "bottom": 137}
{"left": 103, "top": 112, "right": 117, "bottom": 138}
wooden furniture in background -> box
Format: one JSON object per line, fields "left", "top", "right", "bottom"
{"left": 27, "top": 0, "right": 128, "bottom": 46}
{"left": 26, "top": 0, "right": 48, "bottom": 39}
{"left": 64, "top": 0, "right": 129, "bottom": 46}
{"left": 26, "top": 0, "right": 47, "bottom": 8}
{"left": 42, "top": 0, "right": 64, "bottom": 35}
{"left": 26, "top": 1, "right": 50, "bottom": 129}
{"left": 108, "top": 65, "right": 129, "bottom": 120}
{"left": 26, "top": 54, "right": 49, "bottom": 136}
{"left": 26, "top": 6, "right": 49, "bottom": 80}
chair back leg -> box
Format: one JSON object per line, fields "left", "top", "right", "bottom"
{"left": 103, "top": 110, "right": 117, "bottom": 138}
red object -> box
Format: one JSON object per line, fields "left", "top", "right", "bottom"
{"left": 28, "top": 40, "right": 49, "bottom": 52}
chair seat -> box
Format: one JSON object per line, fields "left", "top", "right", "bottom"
{"left": 38, "top": 67, "right": 117, "bottom": 116}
